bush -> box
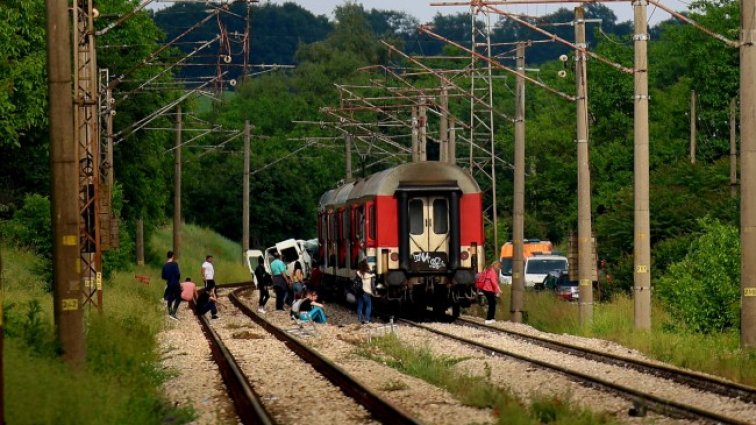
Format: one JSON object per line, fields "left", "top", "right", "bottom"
{"left": 655, "top": 218, "right": 740, "bottom": 333}
{"left": 6, "top": 194, "right": 51, "bottom": 257}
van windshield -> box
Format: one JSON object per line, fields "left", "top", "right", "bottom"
{"left": 500, "top": 258, "right": 513, "bottom": 276}
{"left": 526, "top": 258, "right": 568, "bottom": 274}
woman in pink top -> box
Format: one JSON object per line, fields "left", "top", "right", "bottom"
{"left": 180, "top": 278, "right": 197, "bottom": 306}
{"left": 477, "top": 261, "right": 501, "bottom": 324}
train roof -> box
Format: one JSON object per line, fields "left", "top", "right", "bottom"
{"left": 320, "top": 162, "right": 480, "bottom": 209}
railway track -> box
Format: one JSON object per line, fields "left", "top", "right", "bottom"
{"left": 195, "top": 284, "right": 422, "bottom": 425}
{"left": 400, "top": 318, "right": 756, "bottom": 425}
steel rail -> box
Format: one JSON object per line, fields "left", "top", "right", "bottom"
{"left": 400, "top": 319, "right": 754, "bottom": 425}
{"left": 455, "top": 317, "right": 756, "bottom": 404}
{"left": 229, "top": 288, "right": 424, "bottom": 425}
{"left": 196, "top": 313, "right": 275, "bottom": 425}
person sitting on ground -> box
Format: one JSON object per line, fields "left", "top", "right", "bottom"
{"left": 290, "top": 293, "right": 306, "bottom": 320}
{"left": 194, "top": 287, "right": 219, "bottom": 319}
{"left": 179, "top": 277, "right": 196, "bottom": 315}
{"left": 298, "top": 290, "right": 327, "bottom": 324}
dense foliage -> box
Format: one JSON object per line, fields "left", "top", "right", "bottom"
{"left": 0, "top": 0, "right": 746, "bottom": 333}
{"left": 656, "top": 219, "right": 741, "bottom": 333}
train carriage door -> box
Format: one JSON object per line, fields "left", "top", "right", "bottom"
{"left": 408, "top": 196, "right": 449, "bottom": 271}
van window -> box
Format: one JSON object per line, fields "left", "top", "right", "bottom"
{"left": 526, "top": 258, "right": 568, "bottom": 274}
{"left": 500, "top": 258, "right": 513, "bottom": 276}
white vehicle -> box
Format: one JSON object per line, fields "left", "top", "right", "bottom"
{"left": 245, "top": 239, "right": 318, "bottom": 280}
{"left": 244, "top": 249, "right": 265, "bottom": 286}
{"left": 523, "top": 254, "right": 568, "bottom": 288}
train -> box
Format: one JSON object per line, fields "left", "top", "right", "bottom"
{"left": 317, "top": 161, "right": 485, "bottom": 318}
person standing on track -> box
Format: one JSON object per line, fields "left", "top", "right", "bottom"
{"left": 161, "top": 250, "right": 181, "bottom": 320}
{"left": 201, "top": 255, "right": 216, "bottom": 296}
{"left": 254, "top": 255, "right": 271, "bottom": 313}
{"left": 476, "top": 261, "right": 502, "bottom": 324}
{"left": 355, "top": 259, "right": 375, "bottom": 324}
{"left": 270, "top": 252, "right": 290, "bottom": 311}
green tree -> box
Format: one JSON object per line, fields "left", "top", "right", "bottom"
{"left": 656, "top": 219, "right": 740, "bottom": 333}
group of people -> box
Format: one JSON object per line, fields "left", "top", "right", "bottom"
{"left": 165, "top": 248, "right": 505, "bottom": 326}
{"left": 253, "top": 252, "right": 328, "bottom": 323}
{"left": 161, "top": 251, "right": 221, "bottom": 321}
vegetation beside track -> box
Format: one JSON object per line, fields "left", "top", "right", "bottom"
{"left": 358, "top": 334, "right": 616, "bottom": 425}
{"left": 1, "top": 223, "right": 250, "bottom": 425}
{"left": 471, "top": 291, "right": 756, "bottom": 386}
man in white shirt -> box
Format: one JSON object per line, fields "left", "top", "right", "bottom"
{"left": 201, "top": 255, "right": 216, "bottom": 295}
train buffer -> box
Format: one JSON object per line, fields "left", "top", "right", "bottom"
{"left": 134, "top": 274, "right": 151, "bottom": 285}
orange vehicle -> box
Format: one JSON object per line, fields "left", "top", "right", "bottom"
{"left": 499, "top": 239, "right": 553, "bottom": 284}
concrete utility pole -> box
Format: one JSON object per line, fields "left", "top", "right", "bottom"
{"left": 173, "top": 106, "right": 182, "bottom": 259}
{"left": 440, "top": 86, "right": 449, "bottom": 163}
{"left": 730, "top": 98, "right": 738, "bottom": 198}
{"left": 46, "top": 0, "right": 84, "bottom": 366}
{"left": 242, "top": 120, "right": 250, "bottom": 256}
{"left": 690, "top": 90, "right": 697, "bottom": 164}
{"left": 740, "top": 0, "right": 756, "bottom": 348}
{"left": 419, "top": 97, "right": 428, "bottom": 161}
{"left": 575, "top": 7, "right": 594, "bottom": 326}
{"left": 412, "top": 106, "right": 419, "bottom": 162}
{"left": 510, "top": 42, "right": 526, "bottom": 323}
{"left": 136, "top": 218, "right": 144, "bottom": 265}
{"left": 633, "top": 0, "right": 652, "bottom": 330}
{"left": 449, "top": 117, "right": 457, "bottom": 164}
{"left": 345, "top": 133, "right": 353, "bottom": 180}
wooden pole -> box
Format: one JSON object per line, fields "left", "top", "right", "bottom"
{"left": 173, "top": 106, "right": 182, "bottom": 259}
{"left": 136, "top": 218, "right": 144, "bottom": 265}
{"left": 243, "top": 120, "right": 250, "bottom": 256}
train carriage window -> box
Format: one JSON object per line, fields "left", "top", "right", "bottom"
{"left": 409, "top": 199, "right": 424, "bottom": 235}
{"left": 369, "top": 205, "right": 376, "bottom": 240}
{"left": 433, "top": 199, "right": 449, "bottom": 234}
{"left": 356, "top": 207, "right": 364, "bottom": 240}
{"left": 342, "top": 209, "right": 351, "bottom": 240}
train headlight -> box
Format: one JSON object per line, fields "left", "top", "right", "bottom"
{"left": 390, "top": 252, "right": 399, "bottom": 262}
{"left": 460, "top": 251, "right": 469, "bottom": 260}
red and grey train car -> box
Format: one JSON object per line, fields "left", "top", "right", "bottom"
{"left": 317, "top": 161, "right": 485, "bottom": 317}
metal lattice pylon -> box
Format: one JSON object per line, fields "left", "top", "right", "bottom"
{"left": 469, "top": 5, "right": 500, "bottom": 250}
{"left": 73, "top": 0, "right": 102, "bottom": 311}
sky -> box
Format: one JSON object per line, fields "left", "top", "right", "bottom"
{"left": 259, "top": 0, "right": 688, "bottom": 26}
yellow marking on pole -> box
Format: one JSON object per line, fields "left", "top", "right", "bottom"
{"left": 62, "top": 235, "right": 77, "bottom": 246}
{"left": 61, "top": 298, "right": 79, "bottom": 311}
{"left": 579, "top": 279, "right": 591, "bottom": 287}
{"left": 76, "top": 259, "right": 81, "bottom": 273}
{"left": 96, "top": 272, "right": 102, "bottom": 290}
{"left": 513, "top": 273, "right": 521, "bottom": 278}
{"left": 745, "top": 288, "right": 756, "bottom": 297}
{"left": 636, "top": 265, "right": 648, "bottom": 273}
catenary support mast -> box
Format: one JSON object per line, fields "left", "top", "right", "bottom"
{"left": 511, "top": 42, "right": 526, "bottom": 323}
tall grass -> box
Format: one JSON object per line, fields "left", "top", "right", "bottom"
{"left": 359, "top": 334, "right": 616, "bottom": 425}
{"left": 480, "top": 289, "right": 756, "bottom": 386}
{"left": 151, "top": 224, "right": 251, "bottom": 283}
{"left": 3, "top": 223, "right": 251, "bottom": 424}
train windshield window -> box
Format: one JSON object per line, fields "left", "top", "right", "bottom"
{"left": 433, "top": 199, "right": 448, "bottom": 234}
{"left": 409, "top": 199, "right": 424, "bottom": 235}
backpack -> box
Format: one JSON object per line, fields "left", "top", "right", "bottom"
{"left": 352, "top": 275, "right": 364, "bottom": 295}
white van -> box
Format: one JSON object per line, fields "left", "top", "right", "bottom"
{"left": 523, "top": 254, "right": 569, "bottom": 288}
{"left": 244, "top": 249, "right": 265, "bottom": 286}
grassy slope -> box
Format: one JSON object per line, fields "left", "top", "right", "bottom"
{"left": 2, "top": 223, "right": 250, "bottom": 425}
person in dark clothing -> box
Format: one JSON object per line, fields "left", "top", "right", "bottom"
{"left": 254, "top": 256, "right": 271, "bottom": 313}
{"left": 297, "top": 290, "right": 327, "bottom": 323}
{"left": 161, "top": 250, "right": 182, "bottom": 320}
{"left": 194, "top": 287, "right": 218, "bottom": 319}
